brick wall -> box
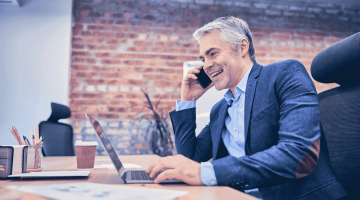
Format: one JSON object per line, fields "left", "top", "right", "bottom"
{"left": 69, "top": 0, "right": 360, "bottom": 155}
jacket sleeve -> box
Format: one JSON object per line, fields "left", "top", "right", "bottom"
{"left": 211, "top": 60, "right": 321, "bottom": 190}
{"left": 169, "top": 107, "right": 213, "bottom": 163}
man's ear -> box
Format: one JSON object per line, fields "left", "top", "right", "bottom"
{"left": 238, "top": 38, "right": 249, "bottom": 57}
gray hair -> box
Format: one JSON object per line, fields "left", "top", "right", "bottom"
{"left": 193, "top": 16, "right": 256, "bottom": 63}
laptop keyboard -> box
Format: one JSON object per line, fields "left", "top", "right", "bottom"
{"left": 131, "top": 170, "right": 158, "bottom": 180}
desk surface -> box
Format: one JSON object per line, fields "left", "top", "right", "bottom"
{"left": 0, "top": 155, "right": 257, "bottom": 200}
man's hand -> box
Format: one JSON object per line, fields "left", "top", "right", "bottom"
{"left": 146, "top": 154, "right": 203, "bottom": 185}
{"left": 181, "top": 65, "right": 214, "bottom": 101}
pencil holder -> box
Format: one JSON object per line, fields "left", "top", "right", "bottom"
{"left": 26, "top": 145, "right": 43, "bottom": 172}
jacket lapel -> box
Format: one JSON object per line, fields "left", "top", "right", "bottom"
{"left": 213, "top": 100, "right": 228, "bottom": 159}
{"left": 244, "top": 63, "right": 262, "bottom": 144}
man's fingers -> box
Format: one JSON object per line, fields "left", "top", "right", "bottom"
{"left": 154, "top": 169, "right": 179, "bottom": 184}
{"left": 186, "top": 73, "right": 198, "bottom": 80}
{"left": 146, "top": 159, "right": 161, "bottom": 173}
{"left": 187, "top": 68, "right": 200, "bottom": 75}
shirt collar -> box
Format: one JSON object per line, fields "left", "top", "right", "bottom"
{"left": 224, "top": 64, "right": 253, "bottom": 106}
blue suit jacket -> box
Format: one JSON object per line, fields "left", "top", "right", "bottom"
{"left": 169, "top": 60, "right": 346, "bottom": 200}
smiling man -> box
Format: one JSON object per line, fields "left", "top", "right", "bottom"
{"left": 146, "top": 16, "right": 346, "bottom": 200}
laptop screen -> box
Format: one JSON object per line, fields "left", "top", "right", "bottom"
{"left": 86, "top": 114, "right": 125, "bottom": 183}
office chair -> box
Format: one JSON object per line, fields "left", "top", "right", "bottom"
{"left": 311, "top": 32, "right": 360, "bottom": 200}
{"left": 39, "top": 102, "right": 75, "bottom": 156}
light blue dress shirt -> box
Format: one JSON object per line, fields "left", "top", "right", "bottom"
{"left": 176, "top": 66, "right": 260, "bottom": 196}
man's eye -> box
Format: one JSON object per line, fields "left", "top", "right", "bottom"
{"left": 210, "top": 52, "right": 217, "bottom": 56}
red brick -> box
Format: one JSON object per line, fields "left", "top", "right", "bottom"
{"left": 170, "top": 49, "right": 187, "bottom": 53}
{"left": 326, "top": 37, "right": 341, "bottom": 43}
{"left": 149, "top": 48, "right": 167, "bottom": 52}
{"left": 293, "top": 48, "right": 310, "bottom": 53}
{"left": 69, "top": 105, "right": 82, "bottom": 112}
{"left": 302, "top": 55, "right": 315, "bottom": 59}
{"left": 272, "top": 34, "right": 290, "bottom": 40}
{"left": 127, "top": 46, "right": 146, "bottom": 52}
{"left": 170, "top": 81, "right": 181, "bottom": 87}
{"left": 106, "top": 39, "right": 127, "bottom": 44}
{"left": 70, "top": 71, "right": 77, "bottom": 77}
{"left": 137, "top": 54, "right": 158, "bottom": 59}
{"left": 108, "top": 106, "right": 127, "bottom": 112}
{"left": 84, "top": 106, "right": 106, "bottom": 112}
{"left": 124, "top": 60, "right": 143, "bottom": 65}
{"left": 113, "top": 66, "right": 133, "bottom": 72}
{"left": 126, "top": 93, "right": 145, "bottom": 98}
{"left": 99, "top": 113, "right": 119, "bottom": 119}
{"left": 122, "top": 100, "right": 144, "bottom": 106}
{"left": 74, "top": 57, "right": 85, "bottom": 63}
{"left": 159, "top": 55, "right": 177, "bottom": 60}
{"left": 255, "top": 52, "right": 266, "bottom": 57}
{"left": 72, "top": 44, "right": 84, "bottom": 49}
{"left": 121, "top": 113, "right": 138, "bottom": 119}
{"left": 270, "top": 53, "right": 284, "bottom": 57}
{"left": 72, "top": 64, "right": 89, "bottom": 70}
{"left": 189, "top": 49, "right": 198, "bottom": 54}
{"left": 312, "top": 48, "right": 323, "bottom": 54}
{"left": 134, "top": 67, "right": 153, "bottom": 72}
{"left": 296, "top": 31, "right": 312, "bottom": 36}
{"left": 275, "top": 47, "right": 291, "bottom": 52}
{"left": 87, "top": 25, "right": 106, "bottom": 30}
{"left": 73, "top": 24, "right": 83, "bottom": 30}
{"left": 277, "top": 30, "right": 294, "bottom": 35}
{"left": 156, "top": 68, "right": 176, "bottom": 73}
{"left": 130, "top": 107, "right": 146, "bottom": 112}
{"left": 101, "top": 59, "right": 122, "bottom": 64}
{"left": 127, "top": 33, "right": 138, "bottom": 38}
{"left": 101, "top": 73, "right": 121, "bottom": 78}
{"left": 72, "top": 113, "right": 88, "bottom": 119}
{"left": 177, "top": 69, "right": 183, "bottom": 74}
{"left": 74, "top": 99, "right": 97, "bottom": 105}
{"left": 144, "top": 74, "right": 164, "bottom": 79}
{"left": 171, "top": 94, "right": 181, "bottom": 100}
{"left": 106, "top": 79, "right": 127, "bottom": 85}
{"left": 70, "top": 78, "right": 79, "bottom": 84}
{"left": 177, "top": 56, "right": 198, "bottom": 61}
{"left": 176, "top": 43, "right": 194, "bottom": 48}
{"left": 80, "top": 11, "right": 90, "bottom": 16}
{"left": 189, "top": 18, "right": 202, "bottom": 23}
{"left": 115, "top": 53, "right": 136, "bottom": 58}
{"left": 155, "top": 42, "right": 173, "bottom": 47}
{"left": 134, "top": 41, "right": 153, "bottom": 46}
{"left": 83, "top": 38, "right": 103, "bottom": 44}
{"left": 70, "top": 93, "right": 81, "bottom": 98}
{"left": 256, "top": 46, "right": 272, "bottom": 51}
{"left": 123, "top": 73, "right": 142, "bottom": 79}
{"left": 155, "top": 80, "right": 171, "bottom": 87}
{"left": 77, "top": 72, "right": 98, "bottom": 77}
{"left": 166, "top": 62, "right": 183, "bottom": 67}
{"left": 92, "top": 66, "right": 112, "bottom": 71}
{"left": 82, "top": 93, "right": 102, "bottom": 98}
{"left": 165, "top": 74, "right": 183, "bottom": 80}
{"left": 99, "top": 99, "right": 121, "bottom": 105}
{"left": 115, "top": 20, "right": 134, "bottom": 25}
{"left": 128, "top": 80, "right": 145, "bottom": 85}
{"left": 81, "top": 31, "right": 91, "bottom": 36}
{"left": 72, "top": 51, "right": 90, "bottom": 56}
{"left": 286, "top": 54, "right": 302, "bottom": 59}
{"left": 292, "top": 36, "right": 310, "bottom": 41}
{"left": 95, "top": 52, "right": 113, "bottom": 57}
{"left": 105, "top": 93, "right": 125, "bottom": 98}
{"left": 75, "top": 4, "right": 93, "bottom": 10}
{"left": 154, "top": 94, "right": 169, "bottom": 99}
{"left": 86, "top": 79, "right": 106, "bottom": 84}
{"left": 86, "top": 58, "right": 96, "bottom": 63}
{"left": 124, "top": 13, "right": 132, "bottom": 18}
{"left": 144, "top": 60, "right": 165, "bottom": 67}
{"left": 72, "top": 37, "right": 83, "bottom": 43}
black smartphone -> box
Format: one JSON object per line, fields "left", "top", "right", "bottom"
{"left": 195, "top": 66, "right": 212, "bottom": 89}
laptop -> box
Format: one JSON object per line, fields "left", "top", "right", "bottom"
{"left": 86, "top": 114, "right": 182, "bottom": 184}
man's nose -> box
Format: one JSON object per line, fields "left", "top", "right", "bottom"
{"left": 203, "top": 60, "right": 212, "bottom": 74}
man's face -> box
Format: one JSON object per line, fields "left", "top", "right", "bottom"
{"left": 199, "top": 30, "right": 244, "bottom": 91}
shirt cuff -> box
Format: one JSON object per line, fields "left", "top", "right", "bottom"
{"left": 200, "top": 162, "right": 218, "bottom": 186}
{"left": 176, "top": 100, "right": 196, "bottom": 111}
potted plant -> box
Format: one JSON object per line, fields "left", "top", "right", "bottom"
{"left": 135, "top": 89, "right": 175, "bottom": 157}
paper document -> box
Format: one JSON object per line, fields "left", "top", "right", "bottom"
{"left": 94, "top": 163, "right": 142, "bottom": 169}
{"left": 8, "top": 171, "right": 90, "bottom": 178}
{"left": 6, "top": 182, "right": 188, "bottom": 200}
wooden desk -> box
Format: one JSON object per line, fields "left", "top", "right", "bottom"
{"left": 0, "top": 155, "right": 257, "bottom": 200}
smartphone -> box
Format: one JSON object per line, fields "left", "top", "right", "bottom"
{"left": 195, "top": 66, "right": 212, "bottom": 89}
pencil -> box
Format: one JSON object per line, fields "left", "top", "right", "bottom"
{"left": 13, "top": 127, "right": 24, "bottom": 145}
{"left": 36, "top": 125, "right": 39, "bottom": 143}
{"left": 32, "top": 135, "right": 35, "bottom": 146}
{"left": 23, "top": 136, "right": 30, "bottom": 145}
{"left": 30, "top": 130, "right": 34, "bottom": 145}
{"left": 9, "top": 128, "right": 20, "bottom": 145}
{"left": 39, "top": 137, "right": 45, "bottom": 145}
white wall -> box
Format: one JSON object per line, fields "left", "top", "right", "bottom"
{"left": 0, "top": 0, "right": 73, "bottom": 145}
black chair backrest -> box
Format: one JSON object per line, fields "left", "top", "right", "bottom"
{"left": 39, "top": 102, "right": 74, "bottom": 156}
{"left": 311, "top": 32, "right": 360, "bottom": 200}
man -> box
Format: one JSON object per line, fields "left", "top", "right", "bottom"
{"left": 146, "top": 16, "right": 346, "bottom": 200}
